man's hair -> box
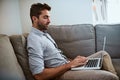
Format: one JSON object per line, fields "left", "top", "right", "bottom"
{"left": 30, "top": 3, "right": 51, "bottom": 23}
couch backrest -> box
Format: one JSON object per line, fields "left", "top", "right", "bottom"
{"left": 0, "top": 34, "right": 26, "bottom": 80}
{"left": 95, "top": 24, "right": 120, "bottom": 58}
{"left": 9, "top": 34, "right": 35, "bottom": 80}
{"left": 48, "top": 24, "right": 95, "bottom": 59}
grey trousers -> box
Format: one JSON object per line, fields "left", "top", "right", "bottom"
{"left": 56, "top": 51, "right": 119, "bottom": 80}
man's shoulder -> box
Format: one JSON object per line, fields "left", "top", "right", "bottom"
{"left": 27, "top": 32, "right": 45, "bottom": 47}
{"left": 28, "top": 32, "right": 43, "bottom": 41}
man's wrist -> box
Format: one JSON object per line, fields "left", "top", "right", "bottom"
{"left": 65, "top": 61, "right": 72, "bottom": 70}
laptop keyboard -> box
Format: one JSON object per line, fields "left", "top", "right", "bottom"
{"left": 85, "top": 58, "right": 99, "bottom": 67}
{"left": 71, "top": 58, "right": 102, "bottom": 70}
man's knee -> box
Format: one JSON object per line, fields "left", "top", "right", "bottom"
{"left": 98, "top": 50, "right": 109, "bottom": 56}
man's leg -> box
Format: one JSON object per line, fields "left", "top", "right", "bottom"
{"left": 88, "top": 50, "right": 117, "bottom": 75}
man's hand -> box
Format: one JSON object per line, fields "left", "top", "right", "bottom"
{"left": 68, "top": 56, "right": 88, "bottom": 68}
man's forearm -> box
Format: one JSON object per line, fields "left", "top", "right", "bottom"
{"left": 34, "top": 56, "right": 87, "bottom": 80}
{"left": 34, "top": 63, "right": 71, "bottom": 80}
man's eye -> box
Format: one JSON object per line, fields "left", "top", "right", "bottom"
{"left": 44, "top": 16, "right": 48, "bottom": 19}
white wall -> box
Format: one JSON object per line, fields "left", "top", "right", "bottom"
{"left": 1, "top": 0, "right": 120, "bottom": 35}
{"left": 0, "top": 0, "right": 93, "bottom": 35}
{"left": 0, "top": 0, "right": 22, "bottom": 35}
{"left": 107, "top": 0, "right": 120, "bottom": 23}
{"left": 19, "top": 0, "right": 93, "bottom": 33}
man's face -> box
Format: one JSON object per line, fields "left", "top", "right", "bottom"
{"left": 36, "top": 9, "right": 50, "bottom": 30}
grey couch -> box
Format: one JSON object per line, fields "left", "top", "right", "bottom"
{"left": 0, "top": 24, "right": 120, "bottom": 80}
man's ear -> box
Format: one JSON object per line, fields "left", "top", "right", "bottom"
{"left": 32, "top": 16, "right": 38, "bottom": 22}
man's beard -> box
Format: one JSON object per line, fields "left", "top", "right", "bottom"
{"left": 38, "top": 23, "right": 49, "bottom": 31}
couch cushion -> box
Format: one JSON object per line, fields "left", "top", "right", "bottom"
{"left": 0, "top": 34, "right": 26, "bottom": 80}
{"left": 48, "top": 24, "right": 95, "bottom": 59}
{"left": 95, "top": 24, "right": 120, "bottom": 58}
{"left": 9, "top": 34, "right": 34, "bottom": 80}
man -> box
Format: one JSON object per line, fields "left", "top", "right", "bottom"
{"left": 27, "top": 3, "right": 118, "bottom": 80}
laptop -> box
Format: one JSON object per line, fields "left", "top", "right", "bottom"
{"left": 71, "top": 36, "right": 106, "bottom": 70}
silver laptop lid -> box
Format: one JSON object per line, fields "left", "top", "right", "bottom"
{"left": 102, "top": 36, "right": 106, "bottom": 51}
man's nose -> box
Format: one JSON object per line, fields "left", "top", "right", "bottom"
{"left": 48, "top": 18, "right": 51, "bottom": 23}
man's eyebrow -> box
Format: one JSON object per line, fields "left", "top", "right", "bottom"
{"left": 45, "top": 15, "right": 49, "bottom": 17}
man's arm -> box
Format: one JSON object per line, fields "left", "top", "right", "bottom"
{"left": 34, "top": 56, "right": 87, "bottom": 80}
